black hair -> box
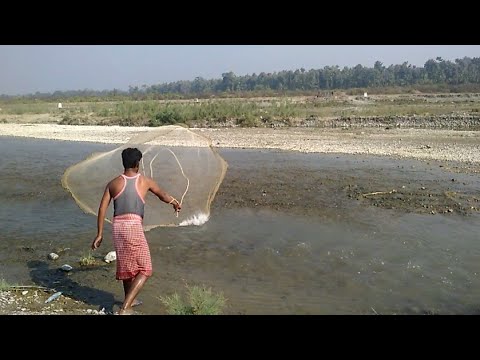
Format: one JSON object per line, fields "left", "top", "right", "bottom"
{"left": 121, "top": 148, "right": 142, "bottom": 169}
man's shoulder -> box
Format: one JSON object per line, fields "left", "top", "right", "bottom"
{"left": 108, "top": 175, "right": 123, "bottom": 186}
{"left": 139, "top": 174, "right": 152, "bottom": 181}
{"left": 139, "top": 174, "right": 154, "bottom": 186}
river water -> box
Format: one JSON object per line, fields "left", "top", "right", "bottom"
{"left": 1, "top": 136, "right": 479, "bottom": 314}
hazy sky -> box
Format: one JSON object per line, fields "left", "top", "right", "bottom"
{"left": 1, "top": 45, "right": 479, "bottom": 95}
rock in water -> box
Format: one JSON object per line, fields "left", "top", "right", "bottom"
{"left": 104, "top": 251, "right": 116, "bottom": 263}
{"left": 60, "top": 264, "right": 73, "bottom": 272}
{"left": 48, "top": 253, "right": 59, "bottom": 260}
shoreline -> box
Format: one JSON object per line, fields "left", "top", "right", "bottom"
{"left": 1, "top": 123, "right": 480, "bottom": 168}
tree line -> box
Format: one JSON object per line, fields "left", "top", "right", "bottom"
{"left": 2, "top": 56, "right": 480, "bottom": 101}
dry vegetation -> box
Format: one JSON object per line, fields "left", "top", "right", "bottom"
{"left": 1, "top": 93, "right": 480, "bottom": 129}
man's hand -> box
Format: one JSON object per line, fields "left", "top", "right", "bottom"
{"left": 92, "top": 235, "right": 103, "bottom": 250}
{"left": 172, "top": 201, "right": 182, "bottom": 214}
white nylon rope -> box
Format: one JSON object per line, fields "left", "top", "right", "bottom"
{"left": 147, "top": 148, "right": 189, "bottom": 218}
{"left": 167, "top": 148, "right": 189, "bottom": 218}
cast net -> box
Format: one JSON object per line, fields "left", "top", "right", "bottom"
{"left": 62, "top": 125, "right": 227, "bottom": 230}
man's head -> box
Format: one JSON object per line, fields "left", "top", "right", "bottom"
{"left": 122, "top": 148, "right": 142, "bottom": 170}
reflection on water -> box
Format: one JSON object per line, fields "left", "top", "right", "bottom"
{"left": 1, "top": 136, "right": 480, "bottom": 314}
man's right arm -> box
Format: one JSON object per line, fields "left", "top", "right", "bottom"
{"left": 92, "top": 184, "right": 112, "bottom": 250}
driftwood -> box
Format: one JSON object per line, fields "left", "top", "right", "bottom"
{"left": 7, "top": 285, "right": 49, "bottom": 291}
{"left": 362, "top": 189, "right": 397, "bottom": 197}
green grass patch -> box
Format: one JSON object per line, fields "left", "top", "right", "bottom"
{"left": 159, "top": 284, "right": 226, "bottom": 315}
{"left": 0, "top": 278, "right": 13, "bottom": 291}
{"left": 79, "top": 252, "right": 96, "bottom": 266}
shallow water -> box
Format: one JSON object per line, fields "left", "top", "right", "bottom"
{"left": 1, "top": 136, "right": 480, "bottom": 314}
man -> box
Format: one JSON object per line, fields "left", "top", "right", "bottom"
{"left": 91, "top": 147, "right": 181, "bottom": 315}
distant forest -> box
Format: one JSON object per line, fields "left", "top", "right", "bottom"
{"left": 3, "top": 56, "right": 480, "bottom": 101}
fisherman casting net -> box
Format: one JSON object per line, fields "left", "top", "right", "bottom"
{"left": 62, "top": 125, "right": 227, "bottom": 230}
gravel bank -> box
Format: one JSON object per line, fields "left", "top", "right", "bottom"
{"left": 1, "top": 124, "right": 479, "bottom": 166}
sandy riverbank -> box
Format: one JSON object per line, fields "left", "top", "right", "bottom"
{"left": 1, "top": 124, "right": 480, "bottom": 168}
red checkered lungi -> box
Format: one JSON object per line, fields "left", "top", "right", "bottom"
{"left": 112, "top": 214, "right": 153, "bottom": 280}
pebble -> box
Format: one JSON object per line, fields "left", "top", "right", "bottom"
{"left": 60, "top": 264, "right": 73, "bottom": 272}
{"left": 104, "top": 251, "right": 117, "bottom": 263}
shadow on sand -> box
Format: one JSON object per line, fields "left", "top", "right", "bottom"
{"left": 27, "top": 260, "right": 117, "bottom": 313}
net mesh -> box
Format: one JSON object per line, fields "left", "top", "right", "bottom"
{"left": 62, "top": 125, "right": 227, "bottom": 230}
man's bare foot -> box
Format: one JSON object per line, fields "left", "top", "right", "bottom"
{"left": 115, "top": 299, "right": 143, "bottom": 307}
{"left": 118, "top": 308, "right": 135, "bottom": 315}
{"left": 132, "top": 299, "right": 143, "bottom": 307}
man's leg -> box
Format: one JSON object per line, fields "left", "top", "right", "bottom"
{"left": 123, "top": 278, "right": 133, "bottom": 296}
{"left": 119, "top": 273, "right": 148, "bottom": 315}
{"left": 122, "top": 278, "right": 143, "bottom": 307}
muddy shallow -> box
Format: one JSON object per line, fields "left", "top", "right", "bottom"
{"left": 215, "top": 149, "right": 480, "bottom": 218}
